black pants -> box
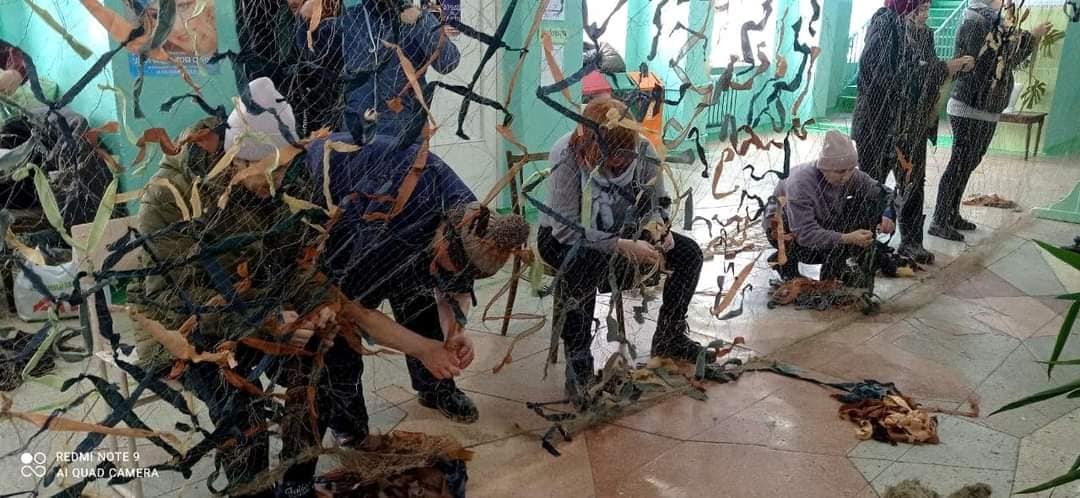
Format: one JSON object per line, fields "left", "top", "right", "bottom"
{"left": 182, "top": 339, "right": 368, "bottom": 498}
{"left": 895, "top": 136, "right": 929, "bottom": 245}
{"left": 358, "top": 287, "right": 457, "bottom": 395}
{"left": 858, "top": 133, "right": 928, "bottom": 247}
{"left": 933, "top": 116, "right": 998, "bottom": 226}
{"left": 537, "top": 227, "right": 703, "bottom": 379}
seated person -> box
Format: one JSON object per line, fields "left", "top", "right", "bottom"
{"left": 765, "top": 131, "right": 896, "bottom": 284}
{"left": 308, "top": 131, "right": 528, "bottom": 425}
{"left": 134, "top": 77, "right": 472, "bottom": 498}
{"left": 538, "top": 96, "right": 708, "bottom": 401}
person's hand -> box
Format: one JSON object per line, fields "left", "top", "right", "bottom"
{"left": 661, "top": 232, "right": 675, "bottom": 253}
{"left": 0, "top": 69, "right": 21, "bottom": 95}
{"left": 1031, "top": 21, "right": 1053, "bottom": 40}
{"left": 947, "top": 56, "right": 975, "bottom": 75}
{"left": 417, "top": 340, "right": 462, "bottom": 379}
{"left": 841, "top": 229, "right": 875, "bottom": 248}
{"left": 616, "top": 239, "right": 661, "bottom": 265}
{"left": 445, "top": 334, "right": 475, "bottom": 370}
{"left": 879, "top": 217, "right": 896, "bottom": 235}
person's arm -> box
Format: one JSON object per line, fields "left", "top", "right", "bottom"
{"left": 859, "top": 12, "right": 899, "bottom": 89}
{"left": 420, "top": 11, "right": 460, "bottom": 74}
{"left": 954, "top": 19, "right": 984, "bottom": 59}
{"left": 783, "top": 177, "right": 842, "bottom": 250}
{"left": 341, "top": 297, "right": 468, "bottom": 378}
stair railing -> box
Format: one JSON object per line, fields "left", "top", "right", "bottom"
{"left": 934, "top": 2, "right": 967, "bottom": 59}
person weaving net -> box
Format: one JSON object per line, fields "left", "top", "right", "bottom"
{"left": 128, "top": 77, "right": 479, "bottom": 497}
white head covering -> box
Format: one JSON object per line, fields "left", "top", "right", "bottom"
{"left": 817, "top": 131, "right": 859, "bottom": 171}
{"left": 224, "top": 77, "right": 297, "bottom": 161}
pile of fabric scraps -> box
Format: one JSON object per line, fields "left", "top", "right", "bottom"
{"left": 875, "top": 242, "right": 923, "bottom": 278}
{"left": 767, "top": 278, "right": 864, "bottom": 311}
{"left": 529, "top": 347, "right": 756, "bottom": 456}
{"left": 837, "top": 391, "right": 939, "bottom": 445}
{"left": 232, "top": 431, "right": 472, "bottom": 498}
{"left": 883, "top": 479, "right": 991, "bottom": 498}
{"left": 962, "top": 193, "right": 1019, "bottom": 210}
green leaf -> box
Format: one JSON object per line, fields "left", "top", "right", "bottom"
{"left": 1036, "top": 240, "right": 1080, "bottom": 272}
{"left": 1016, "top": 466, "right": 1080, "bottom": 494}
{"left": 991, "top": 376, "right": 1080, "bottom": 415}
{"left": 1037, "top": 359, "right": 1080, "bottom": 366}
{"left": 1071, "top": 453, "right": 1080, "bottom": 473}
{"left": 81, "top": 177, "right": 117, "bottom": 262}
{"left": 0, "top": 139, "right": 35, "bottom": 176}
{"left": 21, "top": 314, "right": 61, "bottom": 380}
{"left": 1047, "top": 300, "right": 1080, "bottom": 378}
{"left": 1068, "top": 389, "right": 1080, "bottom": 399}
{"left": 32, "top": 166, "right": 80, "bottom": 250}
{"left": 1056, "top": 292, "right": 1080, "bottom": 301}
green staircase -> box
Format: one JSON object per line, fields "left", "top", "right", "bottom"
{"left": 834, "top": 0, "right": 966, "bottom": 113}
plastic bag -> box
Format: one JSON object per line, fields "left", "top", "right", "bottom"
{"left": 13, "top": 258, "right": 85, "bottom": 321}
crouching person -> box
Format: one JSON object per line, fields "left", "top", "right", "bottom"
{"left": 765, "top": 131, "right": 896, "bottom": 284}
{"left": 308, "top": 132, "right": 528, "bottom": 426}
{"left": 537, "top": 97, "right": 708, "bottom": 403}
{"left": 131, "top": 77, "right": 473, "bottom": 497}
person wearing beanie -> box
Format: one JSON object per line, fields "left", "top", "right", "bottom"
{"left": 537, "top": 97, "right": 708, "bottom": 406}
{"left": 930, "top": 0, "right": 1052, "bottom": 241}
{"left": 133, "top": 77, "right": 475, "bottom": 498}
{"left": 764, "top": 131, "right": 897, "bottom": 283}
{"left": 307, "top": 132, "right": 527, "bottom": 426}
{"left": 299, "top": 0, "right": 460, "bottom": 145}
{"left": 851, "top": 0, "right": 974, "bottom": 263}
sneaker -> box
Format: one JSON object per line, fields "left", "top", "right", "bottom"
{"left": 928, "top": 224, "right": 965, "bottom": 242}
{"left": 898, "top": 243, "right": 935, "bottom": 265}
{"left": 953, "top": 216, "right": 976, "bottom": 231}
{"left": 651, "top": 321, "right": 716, "bottom": 363}
{"left": 418, "top": 387, "right": 479, "bottom": 424}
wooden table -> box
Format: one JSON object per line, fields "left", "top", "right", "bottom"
{"left": 998, "top": 111, "right": 1047, "bottom": 161}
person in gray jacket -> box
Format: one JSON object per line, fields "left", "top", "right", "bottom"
{"left": 537, "top": 97, "right": 707, "bottom": 403}
{"left": 929, "top": 0, "right": 1051, "bottom": 241}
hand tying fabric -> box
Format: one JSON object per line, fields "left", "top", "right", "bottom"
{"left": 879, "top": 216, "right": 896, "bottom": 235}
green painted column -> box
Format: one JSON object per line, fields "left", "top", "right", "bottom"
{"left": 811, "top": 0, "right": 852, "bottom": 118}
{"left": 1043, "top": 15, "right": 1080, "bottom": 156}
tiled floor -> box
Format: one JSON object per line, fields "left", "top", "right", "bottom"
{"left": 2, "top": 142, "right": 1080, "bottom": 497}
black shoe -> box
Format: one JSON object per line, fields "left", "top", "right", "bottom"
{"left": 418, "top": 388, "right": 479, "bottom": 424}
{"left": 953, "top": 216, "right": 976, "bottom": 231}
{"left": 651, "top": 321, "right": 715, "bottom": 363}
{"left": 898, "top": 243, "right": 935, "bottom": 265}
{"left": 928, "top": 224, "right": 965, "bottom": 242}
{"left": 564, "top": 371, "right": 594, "bottom": 410}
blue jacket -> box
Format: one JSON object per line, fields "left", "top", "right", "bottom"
{"left": 303, "top": 4, "right": 460, "bottom": 142}
{"left": 307, "top": 133, "right": 476, "bottom": 303}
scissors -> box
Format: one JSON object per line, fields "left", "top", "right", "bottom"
{"left": 1067, "top": 0, "right": 1080, "bottom": 23}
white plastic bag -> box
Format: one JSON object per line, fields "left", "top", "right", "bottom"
{"left": 14, "top": 259, "right": 82, "bottom": 321}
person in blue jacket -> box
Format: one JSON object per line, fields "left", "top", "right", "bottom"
{"left": 300, "top": 0, "right": 460, "bottom": 145}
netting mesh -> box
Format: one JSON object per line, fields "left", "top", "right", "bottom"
{"left": 0, "top": 0, "right": 1075, "bottom": 495}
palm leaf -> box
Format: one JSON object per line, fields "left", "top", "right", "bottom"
{"left": 991, "top": 376, "right": 1080, "bottom": 415}
{"left": 1047, "top": 301, "right": 1080, "bottom": 378}
{"left": 1016, "top": 466, "right": 1080, "bottom": 494}
{"left": 1036, "top": 240, "right": 1080, "bottom": 273}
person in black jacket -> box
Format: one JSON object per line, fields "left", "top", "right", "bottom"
{"left": 851, "top": 0, "right": 973, "bottom": 262}
{"left": 929, "top": 0, "right": 1051, "bottom": 241}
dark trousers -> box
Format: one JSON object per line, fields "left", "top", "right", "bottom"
{"left": 385, "top": 290, "right": 458, "bottom": 394}
{"left": 182, "top": 339, "right": 368, "bottom": 498}
{"left": 896, "top": 136, "right": 929, "bottom": 245}
{"left": 933, "top": 116, "right": 998, "bottom": 226}
{"left": 858, "top": 134, "right": 928, "bottom": 247}
{"left": 537, "top": 227, "right": 703, "bottom": 378}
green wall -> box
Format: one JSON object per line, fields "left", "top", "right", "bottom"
{"left": 811, "top": 0, "right": 852, "bottom": 118}
{"left": 1043, "top": 13, "right": 1080, "bottom": 156}
{"left": 0, "top": 0, "right": 118, "bottom": 127}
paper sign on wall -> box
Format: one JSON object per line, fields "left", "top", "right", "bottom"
{"left": 127, "top": 0, "right": 220, "bottom": 77}
{"left": 544, "top": 0, "right": 565, "bottom": 21}
{"left": 440, "top": 0, "right": 461, "bottom": 36}
{"left": 540, "top": 28, "right": 567, "bottom": 87}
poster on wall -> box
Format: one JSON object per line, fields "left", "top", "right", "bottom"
{"left": 439, "top": 0, "right": 461, "bottom": 37}
{"left": 544, "top": 0, "right": 564, "bottom": 21}
{"left": 126, "top": 0, "right": 220, "bottom": 77}
{"left": 539, "top": 29, "right": 567, "bottom": 87}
